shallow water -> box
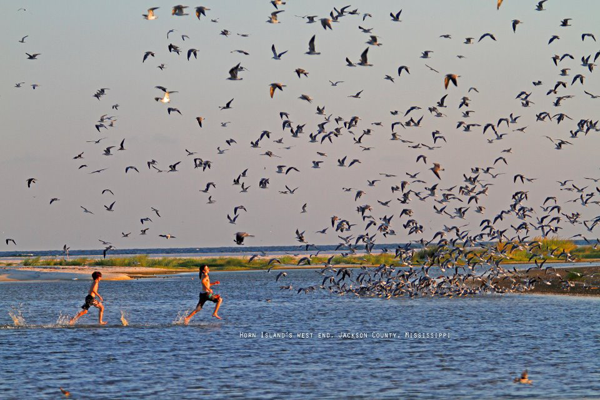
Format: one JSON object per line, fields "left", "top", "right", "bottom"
{"left": 1, "top": 269, "right": 599, "bottom": 399}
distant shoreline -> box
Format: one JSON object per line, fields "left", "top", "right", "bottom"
{"left": 1, "top": 261, "right": 598, "bottom": 297}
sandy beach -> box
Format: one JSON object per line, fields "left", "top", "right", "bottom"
{"left": 2, "top": 263, "right": 599, "bottom": 297}
{"left": 0, "top": 265, "right": 188, "bottom": 282}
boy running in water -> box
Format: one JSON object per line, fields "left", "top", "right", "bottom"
{"left": 70, "top": 271, "right": 107, "bottom": 325}
{"left": 184, "top": 265, "right": 222, "bottom": 324}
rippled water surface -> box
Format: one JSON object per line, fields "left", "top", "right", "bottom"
{"left": 1, "top": 269, "right": 599, "bottom": 399}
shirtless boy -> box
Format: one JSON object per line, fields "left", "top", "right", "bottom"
{"left": 184, "top": 265, "right": 222, "bottom": 324}
{"left": 70, "top": 271, "right": 107, "bottom": 325}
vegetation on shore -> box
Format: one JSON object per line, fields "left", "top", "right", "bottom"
{"left": 1, "top": 238, "right": 599, "bottom": 271}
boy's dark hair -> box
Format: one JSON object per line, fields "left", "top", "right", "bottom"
{"left": 92, "top": 271, "right": 102, "bottom": 280}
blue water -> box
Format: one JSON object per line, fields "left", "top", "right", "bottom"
{"left": 1, "top": 269, "right": 599, "bottom": 399}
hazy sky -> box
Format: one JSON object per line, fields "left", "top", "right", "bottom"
{"left": 1, "top": 0, "right": 599, "bottom": 251}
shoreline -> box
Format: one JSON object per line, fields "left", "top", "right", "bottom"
{"left": 1, "top": 263, "right": 599, "bottom": 297}
{"left": 0, "top": 266, "right": 189, "bottom": 282}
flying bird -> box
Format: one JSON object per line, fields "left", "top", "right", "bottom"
{"left": 358, "top": 48, "right": 372, "bottom": 66}
{"left": 187, "top": 48, "right": 198, "bottom": 61}
{"left": 444, "top": 74, "right": 459, "bottom": 89}
{"left": 512, "top": 20, "right": 522, "bottom": 32}
{"left": 306, "top": 35, "right": 320, "bottom": 55}
{"left": 268, "top": 10, "right": 284, "bottom": 24}
{"left": 154, "top": 86, "right": 177, "bottom": 103}
{"left": 219, "top": 98, "right": 234, "bottom": 110}
{"left": 299, "top": 94, "right": 313, "bottom": 103}
{"left": 271, "top": 44, "right": 288, "bottom": 60}
{"left": 295, "top": 68, "right": 309, "bottom": 78}
{"left": 390, "top": 10, "right": 402, "bottom": 22}
{"left": 235, "top": 232, "right": 254, "bottom": 245}
{"left": 195, "top": 6, "right": 210, "bottom": 19}
{"left": 143, "top": 7, "right": 159, "bottom": 20}
{"left": 431, "top": 163, "right": 444, "bottom": 179}
{"left": 270, "top": 83, "right": 286, "bottom": 98}
{"left": 320, "top": 18, "right": 333, "bottom": 30}
{"left": 172, "top": 5, "right": 189, "bottom": 16}
{"left": 478, "top": 33, "right": 496, "bottom": 42}
{"left": 228, "top": 63, "right": 243, "bottom": 80}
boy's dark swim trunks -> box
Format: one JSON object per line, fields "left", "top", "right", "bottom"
{"left": 196, "top": 292, "right": 220, "bottom": 308}
{"left": 81, "top": 295, "right": 98, "bottom": 310}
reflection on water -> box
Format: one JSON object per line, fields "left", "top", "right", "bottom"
{"left": 120, "top": 310, "right": 129, "bottom": 327}
{"left": 0, "top": 269, "right": 599, "bottom": 399}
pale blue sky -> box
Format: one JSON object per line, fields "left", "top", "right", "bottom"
{"left": 1, "top": 0, "right": 599, "bottom": 250}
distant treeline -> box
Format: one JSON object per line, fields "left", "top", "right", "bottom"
{"left": 4, "top": 238, "right": 598, "bottom": 270}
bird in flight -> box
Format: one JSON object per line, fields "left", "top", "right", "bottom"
{"left": 235, "top": 232, "right": 254, "bottom": 245}
{"left": 172, "top": 5, "right": 189, "bottom": 16}
{"left": 154, "top": 86, "right": 177, "bottom": 103}
{"left": 271, "top": 44, "right": 288, "bottom": 60}
{"left": 358, "top": 48, "right": 372, "bottom": 66}
{"left": 270, "top": 83, "right": 286, "bottom": 98}
{"left": 195, "top": 6, "right": 210, "bottom": 19}
{"left": 219, "top": 98, "right": 234, "bottom": 110}
{"left": 228, "top": 63, "right": 243, "bottom": 80}
{"left": 390, "top": 10, "right": 402, "bottom": 22}
{"left": 320, "top": 18, "right": 333, "bottom": 30}
{"left": 444, "top": 74, "right": 459, "bottom": 89}
{"left": 431, "top": 163, "right": 444, "bottom": 179}
{"left": 306, "top": 35, "right": 320, "bottom": 55}
{"left": 268, "top": 10, "right": 284, "bottom": 24}
{"left": 143, "top": 7, "right": 159, "bottom": 20}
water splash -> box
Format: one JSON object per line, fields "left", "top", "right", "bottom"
{"left": 120, "top": 310, "right": 129, "bottom": 326}
{"left": 172, "top": 310, "right": 190, "bottom": 325}
{"left": 56, "top": 313, "right": 71, "bottom": 326}
{"left": 8, "top": 305, "right": 26, "bottom": 326}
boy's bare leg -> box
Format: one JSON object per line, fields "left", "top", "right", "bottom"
{"left": 70, "top": 310, "right": 87, "bottom": 325}
{"left": 98, "top": 303, "right": 107, "bottom": 325}
{"left": 213, "top": 297, "right": 223, "bottom": 319}
{"left": 184, "top": 306, "right": 201, "bottom": 325}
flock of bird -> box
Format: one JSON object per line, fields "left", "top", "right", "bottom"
{"left": 7, "top": 2, "right": 600, "bottom": 297}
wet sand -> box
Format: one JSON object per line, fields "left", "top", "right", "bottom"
{"left": 518, "top": 265, "right": 600, "bottom": 296}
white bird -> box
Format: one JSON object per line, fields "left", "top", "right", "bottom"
{"left": 143, "top": 7, "right": 159, "bottom": 20}
{"left": 268, "top": 10, "right": 284, "bottom": 24}
{"left": 154, "top": 86, "right": 177, "bottom": 103}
